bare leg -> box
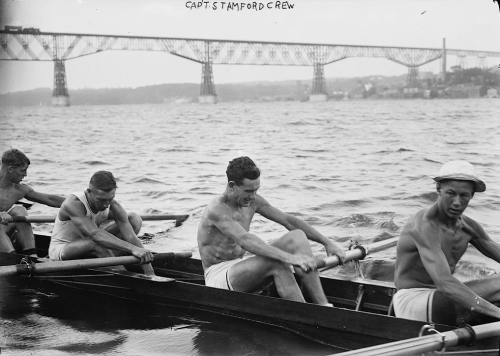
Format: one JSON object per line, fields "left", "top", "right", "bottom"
{"left": 59, "top": 238, "right": 126, "bottom": 271}
{"left": 99, "top": 213, "right": 154, "bottom": 275}
{"left": 0, "top": 225, "right": 16, "bottom": 253}
{"left": 100, "top": 212, "right": 142, "bottom": 238}
{"left": 7, "top": 206, "right": 37, "bottom": 256}
{"left": 229, "top": 254, "right": 306, "bottom": 302}
{"left": 229, "top": 230, "right": 329, "bottom": 304}
{"left": 270, "top": 230, "right": 329, "bottom": 305}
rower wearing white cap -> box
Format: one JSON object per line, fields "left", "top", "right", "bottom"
{"left": 393, "top": 160, "right": 500, "bottom": 325}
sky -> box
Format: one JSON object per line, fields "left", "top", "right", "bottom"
{"left": 0, "top": 0, "right": 499, "bottom": 93}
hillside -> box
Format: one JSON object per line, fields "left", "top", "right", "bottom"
{"left": 0, "top": 74, "right": 407, "bottom": 106}
{"left": 1, "top": 69, "right": 498, "bottom": 106}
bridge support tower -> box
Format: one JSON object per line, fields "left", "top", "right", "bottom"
{"left": 406, "top": 66, "right": 420, "bottom": 90}
{"left": 199, "top": 41, "right": 217, "bottom": 103}
{"left": 199, "top": 61, "right": 217, "bottom": 104}
{"left": 309, "top": 63, "right": 328, "bottom": 102}
{"left": 441, "top": 38, "right": 447, "bottom": 82}
{"left": 52, "top": 60, "right": 70, "bottom": 107}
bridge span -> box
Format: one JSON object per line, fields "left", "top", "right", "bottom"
{"left": 1, "top": 29, "right": 499, "bottom": 106}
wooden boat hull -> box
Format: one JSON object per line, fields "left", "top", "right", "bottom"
{"left": 1, "top": 234, "right": 498, "bottom": 353}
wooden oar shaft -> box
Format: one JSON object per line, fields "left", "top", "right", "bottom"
{"left": 0, "top": 251, "right": 192, "bottom": 277}
{"left": 316, "top": 237, "right": 398, "bottom": 270}
{"left": 12, "top": 214, "right": 189, "bottom": 224}
{"left": 334, "top": 321, "right": 500, "bottom": 356}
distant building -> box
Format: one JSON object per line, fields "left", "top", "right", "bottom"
{"left": 446, "top": 85, "right": 481, "bottom": 98}
{"left": 487, "top": 88, "right": 498, "bottom": 98}
{"left": 382, "top": 89, "right": 400, "bottom": 98}
{"left": 403, "top": 88, "right": 419, "bottom": 94}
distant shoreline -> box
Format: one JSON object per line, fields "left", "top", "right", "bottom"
{"left": 2, "top": 69, "right": 499, "bottom": 106}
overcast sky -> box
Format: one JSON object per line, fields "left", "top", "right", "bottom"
{"left": 0, "top": 0, "right": 499, "bottom": 93}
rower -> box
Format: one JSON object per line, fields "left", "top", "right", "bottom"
{"left": 48, "top": 170, "right": 155, "bottom": 275}
{"left": 394, "top": 160, "right": 500, "bottom": 326}
{"left": 197, "top": 156, "right": 346, "bottom": 304}
{"left": 0, "top": 148, "right": 65, "bottom": 257}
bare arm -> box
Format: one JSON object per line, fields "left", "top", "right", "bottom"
{"left": 464, "top": 217, "right": 500, "bottom": 263}
{"left": 414, "top": 221, "right": 500, "bottom": 319}
{"left": 209, "top": 203, "right": 316, "bottom": 271}
{"left": 108, "top": 201, "right": 141, "bottom": 245}
{"left": 24, "top": 185, "right": 65, "bottom": 208}
{"left": 256, "top": 197, "right": 346, "bottom": 261}
{"left": 62, "top": 198, "right": 150, "bottom": 263}
{"left": 108, "top": 201, "right": 155, "bottom": 273}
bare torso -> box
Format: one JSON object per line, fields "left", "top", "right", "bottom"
{"left": 395, "top": 207, "right": 473, "bottom": 290}
{"left": 0, "top": 183, "right": 29, "bottom": 213}
{"left": 197, "top": 195, "right": 257, "bottom": 270}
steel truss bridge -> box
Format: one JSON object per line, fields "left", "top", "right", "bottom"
{"left": 1, "top": 30, "right": 500, "bottom": 105}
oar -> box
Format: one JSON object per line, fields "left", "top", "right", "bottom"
{"left": 12, "top": 214, "right": 189, "bottom": 227}
{"left": 333, "top": 321, "right": 500, "bottom": 356}
{"left": 0, "top": 251, "right": 192, "bottom": 277}
{"left": 315, "top": 237, "right": 398, "bottom": 271}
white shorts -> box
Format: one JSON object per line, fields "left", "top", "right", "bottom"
{"left": 48, "top": 239, "right": 66, "bottom": 261}
{"left": 393, "top": 288, "right": 435, "bottom": 323}
{"left": 204, "top": 259, "right": 243, "bottom": 291}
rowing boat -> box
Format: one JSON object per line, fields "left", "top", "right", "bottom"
{"left": 1, "top": 233, "right": 498, "bottom": 354}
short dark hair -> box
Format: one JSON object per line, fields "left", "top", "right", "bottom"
{"left": 437, "top": 179, "right": 476, "bottom": 194}
{"left": 90, "top": 171, "right": 117, "bottom": 192}
{"left": 1, "top": 149, "right": 30, "bottom": 167}
{"left": 226, "top": 157, "right": 260, "bottom": 186}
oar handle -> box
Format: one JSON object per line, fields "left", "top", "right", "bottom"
{"left": 0, "top": 251, "right": 193, "bottom": 277}
{"left": 153, "top": 251, "right": 192, "bottom": 263}
{"left": 314, "top": 237, "right": 398, "bottom": 271}
{"left": 315, "top": 245, "right": 366, "bottom": 270}
{"left": 11, "top": 214, "right": 190, "bottom": 226}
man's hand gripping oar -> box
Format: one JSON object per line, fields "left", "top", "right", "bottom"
{"left": 317, "top": 237, "right": 398, "bottom": 271}
{"left": 293, "top": 240, "right": 347, "bottom": 273}
{"left": 296, "top": 237, "right": 398, "bottom": 273}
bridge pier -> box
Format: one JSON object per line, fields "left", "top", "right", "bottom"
{"left": 52, "top": 60, "right": 70, "bottom": 107}
{"left": 441, "top": 38, "right": 447, "bottom": 82}
{"left": 199, "top": 61, "right": 217, "bottom": 103}
{"left": 309, "top": 63, "right": 328, "bottom": 102}
{"left": 405, "top": 66, "right": 420, "bottom": 90}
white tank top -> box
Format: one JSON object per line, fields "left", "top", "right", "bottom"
{"left": 51, "top": 191, "right": 110, "bottom": 244}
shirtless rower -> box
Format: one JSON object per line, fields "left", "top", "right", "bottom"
{"left": 48, "top": 170, "right": 155, "bottom": 275}
{"left": 0, "top": 148, "right": 64, "bottom": 256}
{"left": 197, "top": 156, "right": 346, "bottom": 305}
{"left": 394, "top": 160, "right": 500, "bottom": 325}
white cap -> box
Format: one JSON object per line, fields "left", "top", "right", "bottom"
{"left": 432, "top": 160, "right": 486, "bottom": 193}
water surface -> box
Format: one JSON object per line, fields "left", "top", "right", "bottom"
{"left": 1, "top": 98, "right": 499, "bottom": 355}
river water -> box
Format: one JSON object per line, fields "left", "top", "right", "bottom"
{"left": 0, "top": 98, "right": 499, "bottom": 355}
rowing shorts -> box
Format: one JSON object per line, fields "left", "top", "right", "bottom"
{"left": 204, "top": 259, "right": 243, "bottom": 291}
{"left": 393, "top": 288, "right": 435, "bottom": 323}
{"left": 48, "top": 239, "right": 65, "bottom": 261}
